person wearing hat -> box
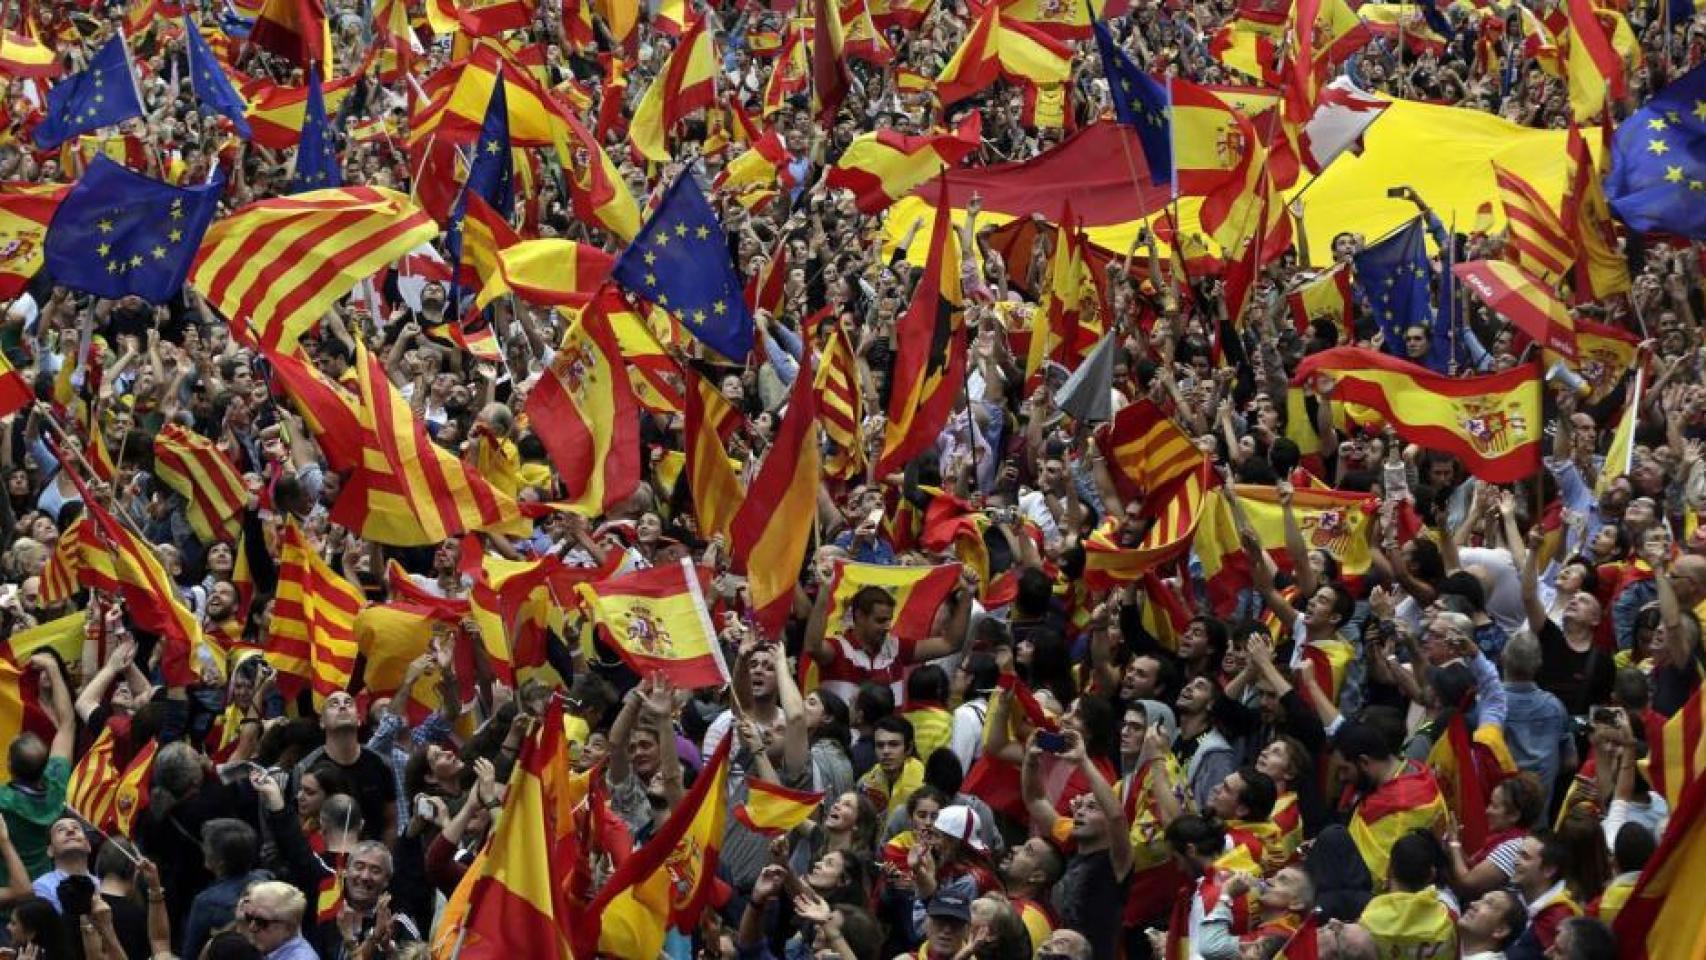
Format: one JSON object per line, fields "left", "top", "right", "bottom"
{"left": 918, "top": 891, "right": 972, "bottom": 960}
{"left": 907, "top": 804, "right": 997, "bottom": 942}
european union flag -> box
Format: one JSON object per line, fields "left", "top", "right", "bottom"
{"left": 44, "top": 155, "right": 224, "bottom": 303}
{"left": 185, "top": 14, "right": 252, "bottom": 139}
{"left": 444, "top": 73, "right": 512, "bottom": 305}
{"left": 611, "top": 174, "right": 754, "bottom": 361}
{"left": 1091, "top": 14, "right": 1171, "bottom": 186}
{"left": 1354, "top": 218, "right": 1445, "bottom": 368}
{"left": 291, "top": 69, "right": 341, "bottom": 193}
{"left": 1607, "top": 59, "right": 1706, "bottom": 239}
{"left": 33, "top": 35, "right": 144, "bottom": 151}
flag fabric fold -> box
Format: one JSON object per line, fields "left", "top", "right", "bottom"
{"left": 33, "top": 35, "right": 143, "bottom": 151}
{"left": 46, "top": 156, "right": 224, "bottom": 304}
{"left": 577, "top": 559, "right": 731, "bottom": 689}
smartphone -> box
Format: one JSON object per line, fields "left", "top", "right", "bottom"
{"left": 415, "top": 796, "right": 435, "bottom": 819}
{"left": 1036, "top": 731, "right": 1070, "bottom": 753}
{"left": 1386, "top": 186, "right": 1408, "bottom": 198}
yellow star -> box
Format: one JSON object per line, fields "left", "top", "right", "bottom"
{"left": 1649, "top": 139, "right": 1670, "bottom": 155}
{"left": 128, "top": 254, "right": 142, "bottom": 268}
{"left": 673, "top": 222, "right": 688, "bottom": 237}
{"left": 692, "top": 309, "right": 706, "bottom": 323}
{"left": 643, "top": 251, "right": 656, "bottom": 265}
{"left": 1695, "top": 100, "right": 1706, "bottom": 121}
{"left": 645, "top": 272, "right": 657, "bottom": 286}
{"left": 1666, "top": 165, "right": 1685, "bottom": 183}
{"left": 657, "top": 294, "right": 670, "bottom": 307}
{"left": 93, "top": 94, "right": 103, "bottom": 104}
{"left": 654, "top": 233, "right": 670, "bottom": 247}
{"left": 712, "top": 299, "right": 727, "bottom": 315}
{"left": 1693, "top": 180, "right": 1706, "bottom": 192}
{"left": 170, "top": 207, "right": 184, "bottom": 221}
{"left": 106, "top": 261, "right": 119, "bottom": 274}
{"left": 151, "top": 246, "right": 167, "bottom": 260}
{"left": 695, "top": 225, "right": 710, "bottom": 240}
{"left": 1649, "top": 117, "right": 1669, "bottom": 131}
{"left": 96, "top": 243, "right": 110, "bottom": 257}
{"left": 96, "top": 219, "right": 113, "bottom": 233}
{"left": 484, "top": 141, "right": 501, "bottom": 155}
{"left": 168, "top": 229, "right": 182, "bottom": 243}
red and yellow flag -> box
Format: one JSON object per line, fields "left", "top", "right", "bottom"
{"left": 1427, "top": 713, "right": 1491, "bottom": 854}
{"left": 1027, "top": 201, "right": 1103, "bottom": 385}
{"left": 577, "top": 559, "right": 731, "bottom": 689}
{"left": 525, "top": 289, "right": 642, "bottom": 515}
{"left": 239, "top": 70, "right": 362, "bottom": 149}
{"left": 1562, "top": 122, "right": 1630, "bottom": 303}
{"left": 935, "top": 6, "right": 1071, "bottom": 108}
{"left": 110, "top": 741, "right": 157, "bottom": 837}
{"left": 877, "top": 181, "right": 965, "bottom": 477}
{"left": 153, "top": 423, "right": 247, "bottom": 544}
{"left": 190, "top": 187, "right": 438, "bottom": 351}
{"left": 1095, "top": 398, "right": 1204, "bottom": 507}
{"left": 5, "top": 611, "right": 86, "bottom": 666}
{"left": 684, "top": 374, "right": 746, "bottom": 543}
{"left": 268, "top": 521, "right": 363, "bottom": 705}
{"left": 812, "top": 0, "right": 850, "bottom": 124}
{"left": 822, "top": 560, "right": 961, "bottom": 643}
{"left": 552, "top": 110, "right": 641, "bottom": 242}
{"left": 712, "top": 128, "right": 793, "bottom": 212}
{"left": 734, "top": 778, "right": 825, "bottom": 836}
{"left": 0, "top": 183, "right": 68, "bottom": 300}
{"left": 1085, "top": 464, "right": 1212, "bottom": 589}
{"left": 249, "top": 0, "right": 328, "bottom": 73}
{"left": 825, "top": 112, "right": 982, "bottom": 215}
{"left": 1646, "top": 684, "right": 1706, "bottom": 810}
{"left": 816, "top": 326, "right": 866, "bottom": 482}
{"left": 1287, "top": 265, "right": 1354, "bottom": 341}
{"left": 1613, "top": 759, "right": 1706, "bottom": 958}
{"left": 1493, "top": 162, "right": 1573, "bottom": 286}
{"left": 0, "top": 29, "right": 62, "bottom": 78}
{"left": 630, "top": 16, "right": 717, "bottom": 163}
{"left": 1563, "top": 0, "right": 1625, "bottom": 122}
{"left": 69, "top": 727, "right": 121, "bottom": 829}
{"left": 1348, "top": 761, "right": 1447, "bottom": 888}
{"left": 1453, "top": 259, "right": 1578, "bottom": 362}
{"left": 1293, "top": 347, "right": 1542, "bottom": 485}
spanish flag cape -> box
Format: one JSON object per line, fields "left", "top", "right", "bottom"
{"left": 1361, "top": 889, "right": 1458, "bottom": 956}
{"left": 1226, "top": 818, "right": 1290, "bottom": 877}
{"left": 1271, "top": 792, "right": 1304, "bottom": 865}
{"left": 1346, "top": 759, "right": 1447, "bottom": 888}
{"left": 1166, "top": 844, "right": 1261, "bottom": 960}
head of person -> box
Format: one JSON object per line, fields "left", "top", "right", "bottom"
{"left": 873, "top": 715, "right": 914, "bottom": 776}
{"left": 1260, "top": 865, "right": 1316, "bottom": 916}
{"left": 1255, "top": 736, "right": 1312, "bottom": 792}
{"left": 1612, "top": 821, "right": 1656, "bottom": 876}
{"left": 321, "top": 690, "right": 361, "bottom": 734}
{"left": 6, "top": 896, "right": 68, "bottom": 956}
{"left": 1121, "top": 653, "right": 1171, "bottom": 702}
{"left": 1035, "top": 929, "right": 1092, "bottom": 960}
{"left": 1331, "top": 721, "right": 1396, "bottom": 792}
{"left": 1175, "top": 674, "right": 1219, "bottom": 719}
{"left": 1165, "top": 813, "right": 1228, "bottom": 876}
{"left": 94, "top": 838, "right": 139, "bottom": 886}
{"left": 1062, "top": 694, "right": 1114, "bottom": 759}
{"left": 848, "top": 586, "right": 895, "bottom": 646}
{"left": 925, "top": 805, "right": 986, "bottom": 865}
{"left": 906, "top": 786, "right": 947, "bottom": 836}
{"left": 343, "top": 841, "right": 393, "bottom": 912}
{"left": 1000, "top": 835, "right": 1063, "bottom": 893}
{"left": 851, "top": 681, "right": 894, "bottom": 730}
{"left": 923, "top": 892, "right": 972, "bottom": 958}
{"left": 202, "top": 818, "right": 259, "bottom": 880}
{"left": 952, "top": 651, "right": 999, "bottom": 704}
{"left": 1547, "top": 916, "right": 1618, "bottom": 960}
{"left": 803, "top": 849, "right": 873, "bottom": 907}
{"left": 1303, "top": 582, "right": 1355, "bottom": 636}
{"left": 296, "top": 763, "right": 353, "bottom": 821}
{"left": 1319, "top": 920, "right": 1378, "bottom": 960}
{"left": 1458, "top": 889, "right": 1526, "bottom": 954}
{"left": 1208, "top": 766, "right": 1278, "bottom": 823}
{"left": 1386, "top": 830, "right": 1442, "bottom": 893}
{"left": 822, "top": 791, "right": 881, "bottom": 851}
{"left": 1512, "top": 832, "right": 1569, "bottom": 899}
{"left": 319, "top": 794, "right": 364, "bottom": 848}
{"left": 6, "top": 732, "right": 47, "bottom": 786}
{"left": 239, "top": 881, "right": 306, "bottom": 953}
{"left": 46, "top": 815, "right": 90, "bottom": 870}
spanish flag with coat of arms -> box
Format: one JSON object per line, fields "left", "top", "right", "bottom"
{"left": 577, "top": 559, "right": 731, "bottom": 690}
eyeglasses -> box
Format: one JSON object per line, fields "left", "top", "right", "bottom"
{"left": 240, "top": 913, "right": 281, "bottom": 930}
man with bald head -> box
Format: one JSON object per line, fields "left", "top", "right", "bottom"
{"left": 1318, "top": 920, "right": 1377, "bottom": 960}
{"left": 1653, "top": 552, "right": 1706, "bottom": 714}
{"left": 1035, "top": 929, "right": 1091, "bottom": 960}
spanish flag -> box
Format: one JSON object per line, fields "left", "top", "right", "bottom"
{"left": 408, "top": 42, "right": 562, "bottom": 149}
{"left": 1614, "top": 761, "right": 1706, "bottom": 958}
{"left": 825, "top": 112, "right": 982, "bottom": 215}
{"left": 110, "top": 741, "right": 156, "bottom": 837}
{"left": 841, "top": 0, "right": 894, "bottom": 64}
{"left": 248, "top": 0, "right": 328, "bottom": 73}
{"left": 1292, "top": 347, "right": 1542, "bottom": 484}
{"left": 525, "top": 289, "right": 642, "bottom": 515}
{"left": 877, "top": 180, "right": 965, "bottom": 477}
{"left": 238, "top": 70, "right": 362, "bottom": 150}
{"left": 684, "top": 373, "right": 746, "bottom": 542}
{"left": 734, "top": 778, "right": 825, "bottom": 836}
{"left": 1027, "top": 201, "right": 1103, "bottom": 386}
{"left": 0, "top": 182, "right": 68, "bottom": 301}
{"left": 729, "top": 339, "right": 821, "bottom": 635}
{"left": 577, "top": 559, "right": 731, "bottom": 689}
{"left": 1597, "top": 368, "right": 1640, "bottom": 501}
{"left": 356, "top": 604, "right": 463, "bottom": 726}
{"left": 1095, "top": 398, "right": 1205, "bottom": 507}
{"left": 935, "top": 6, "right": 1071, "bottom": 108}
{"left": 761, "top": 26, "right": 809, "bottom": 117}
{"left": 578, "top": 738, "right": 732, "bottom": 957}
{"left": 1563, "top": 0, "right": 1625, "bottom": 122}
{"left": 629, "top": 16, "right": 717, "bottom": 163}
{"left": 551, "top": 110, "right": 641, "bottom": 242}
{"left": 0, "top": 29, "right": 61, "bottom": 79}
{"left": 1560, "top": 318, "right": 1638, "bottom": 402}
{"left": 1428, "top": 713, "right": 1492, "bottom": 854}
{"left": 712, "top": 128, "right": 793, "bottom": 212}
{"left": 1453, "top": 260, "right": 1578, "bottom": 362}
{"left": 1348, "top": 761, "right": 1447, "bottom": 888}
{"left": 1562, "top": 121, "right": 1630, "bottom": 303}
{"left": 1286, "top": 265, "right": 1354, "bottom": 341}
{"left": 153, "top": 423, "right": 247, "bottom": 543}
{"left": 822, "top": 560, "right": 961, "bottom": 642}
{"left": 268, "top": 521, "right": 363, "bottom": 705}
{"left": 811, "top": 0, "right": 850, "bottom": 124}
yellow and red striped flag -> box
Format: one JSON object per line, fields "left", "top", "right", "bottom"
{"left": 0, "top": 28, "right": 61, "bottom": 78}
{"left": 730, "top": 339, "right": 822, "bottom": 635}
{"left": 821, "top": 560, "right": 961, "bottom": 642}
{"left": 577, "top": 559, "right": 731, "bottom": 689}
{"left": 1452, "top": 259, "right": 1578, "bottom": 361}
{"left": 825, "top": 112, "right": 982, "bottom": 215}
{"left": 1493, "top": 162, "right": 1573, "bottom": 286}
{"left": 1614, "top": 756, "right": 1706, "bottom": 959}
{"left": 734, "top": 778, "right": 825, "bottom": 836}
{"left": 575, "top": 737, "right": 732, "bottom": 958}
{"left": 0, "top": 183, "right": 69, "bottom": 300}
{"left": 876, "top": 181, "right": 965, "bottom": 477}
{"left": 1094, "top": 398, "right": 1204, "bottom": 508}
{"left": 1287, "top": 264, "right": 1355, "bottom": 341}
{"left": 1085, "top": 464, "right": 1212, "bottom": 590}
{"left": 189, "top": 187, "right": 438, "bottom": 351}
{"left": 551, "top": 109, "right": 641, "bottom": 242}
{"left": 1566, "top": 318, "right": 1639, "bottom": 404}
{"left": 1562, "top": 121, "right": 1630, "bottom": 303}
{"left": 1563, "top": 0, "right": 1625, "bottom": 122}
{"left": 524, "top": 289, "right": 642, "bottom": 515}
{"left": 110, "top": 740, "right": 157, "bottom": 837}
{"left": 683, "top": 373, "right": 746, "bottom": 543}
{"left": 760, "top": 26, "right": 809, "bottom": 117}
{"left": 0, "top": 349, "right": 33, "bottom": 422}
{"left": 1027, "top": 202, "right": 1103, "bottom": 386}
{"left": 630, "top": 16, "right": 717, "bottom": 163}
{"left": 1294, "top": 347, "right": 1543, "bottom": 484}
{"left": 474, "top": 238, "right": 613, "bottom": 309}
{"left": 712, "top": 128, "right": 793, "bottom": 212}
{"left": 936, "top": 6, "right": 1071, "bottom": 108}
{"left": 68, "top": 727, "right": 121, "bottom": 830}
{"left": 816, "top": 325, "right": 866, "bottom": 482}
{"left": 153, "top": 423, "right": 247, "bottom": 543}
{"left": 268, "top": 521, "right": 363, "bottom": 705}
{"left": 238, "top": 70, "right": 362, "bottom": 150}
{"left": 1646, "top": 683, "right": 1706, "bottom": 811}
{"left": 38, "top": 516, "right": 86, "bottom": 607}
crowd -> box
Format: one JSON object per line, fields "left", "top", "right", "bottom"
{"left": 0, "top": 0, "right": 1698, "bottom": 958}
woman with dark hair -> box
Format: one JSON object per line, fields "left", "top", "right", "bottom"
{"left": 801, "top": 847, "right": 877, "bottom": 908}
{"left": 294, "top": 763, "right": 353, "bottom": 838}
{"left": 7, "top": 895, "right": 73, "bottom": 960}
{"left": 1443, "top": 773, "right": 1546, "bottom": 899}
{"left": 803, "top": 688, "right": 854, "bottom": 799}
{"left": 1017, "top": 628, "right": 1077, "bottom": 709}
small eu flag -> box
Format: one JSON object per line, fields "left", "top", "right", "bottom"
{"left": 1354, "top": 217, "right": 1444, "bottom": 368}
{"left": 611, "top": 174, "right": 754, "bottom": 361}
{"left": 185, "top": 14, "right": 252, "bottom": 140}
{"left": 33, "top": 34, "right": 145, "bottom": 151}
{"left": 1091, "top": 13, "right": 1171, "bottom": 186}
{"left": 291, "top": 68, "right": 341, "bottom": 193}
{"left": 445, "top": 72, "right": 513, "bottom": 305}
{"left": 1606, "top": 59, "right": 1706, "bottom": 239}
{"left": 45, "top": 155, "right": 224, "bottom": 303}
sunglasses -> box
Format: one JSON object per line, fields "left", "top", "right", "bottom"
{"left": 241, "top": 913, "right": 282, "bottom": 930}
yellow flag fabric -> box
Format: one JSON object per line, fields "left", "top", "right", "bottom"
{"left": 5, "top": 611, "right": 86, "bottom": 666}
{"left": 1597, "top": 368, "right": 1641, "bottom": 499}
{"left": 1362, "top": 890, "right": 1458, "bottom": 958}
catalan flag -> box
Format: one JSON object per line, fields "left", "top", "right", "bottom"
{"left": 1293, "top": 347, "right": 1543, "bottom": 484}
{"left": 38, "top": 516, "right": 85, "bottom": 608}
{"left": 1094, "top": 398, "right": 1204, "bottom": 507}
{"left": 1614, "top": 752, "right": 1706, "bottom": 959}
{"left": 825, "top": 112, "right": 982, "bottom": 215}
{"left": 524, "top": 288, "right": 641, "bottom": 515}
{"left": 1646, "top": 678, "right": 1706, "bottom": 810}
{"left": 576, "top": 738, "right": 732, "bottom": 958}
{"left": 816, "top": 326, "right": 866, "bottom": 482}
{"left": 576, "top": 559, "right": 726, "bottom": 688}
{"left": 1493, "top": 162, "right": 1573, "bottom": 286}
{"left": 268, "top": 521, "right": 363, "bottom": 705}
{"left": 876, "top": 180, "right": 965, "bottom": 477}
{"left": 153, "top": 423, "right": 247, "bottom": 543}
{"left": 729, "top": 339, "right": 821, "bottom": 635}
{"left": 1085, "top": 463, "right": 1212, "bottom": 589}
{"left": 0, "top": 183, "right": 68, "bottom": 300}
{"left": 189, "top": 187, "right": 438, "bottom": 350}
{"left": 629, "top": 16, "right": 717, "bottom": 163}
{"left": 1452, "top": 260, "right": 1577, "bottom": 361}
{"left": 820, "top": 560, "right": 961, "bottom": 643}
{"left": 734, "top": 779, "right": 825, "bottom": 836}
{"left": 683, "top": 373, "right": 745, "bottom": 543}
{"left": 68, "top": 726, "right": 120, "bottom": 829}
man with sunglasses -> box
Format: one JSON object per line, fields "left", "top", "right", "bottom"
{"left": 1034, "top": 929, "right": 1091, "bottom": 960}
{"left": 238, "top": 881, "right": 318, "bottom": 960}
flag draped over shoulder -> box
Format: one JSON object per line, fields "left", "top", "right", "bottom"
{"left": 577, "top": 559, "right": 731, "bottom": 689}
{"left": 826, "top": 113, "right": 983, "bottom": 214}
{"left": 45, "top": 156, "right": 223, "bottom": 304}
{"left": 190, "top": 188, "right": 439, "bottom": 350}
{"left": 877, "top": 180, "right": 965, "bottom": 476}
{"left": 152, "top": 423, "right": 247, "bottom": 543}
{"left": 524, "top": 289, "right": 641, "bottom": 514}
{"left": 1347, "top": 761, "right": 1447, "bottom": 888}
{"left": 1613, "top": 761, "right": 1706, "bottom": 959}
{"left": 1427, "top": 713, "right": 1491, "bottom": 854}
{"left": 1293, "top": 347, "right": 1542, "bottom": 484}
{"left": 268, "top": 521, "right": 363, "bottom": 705}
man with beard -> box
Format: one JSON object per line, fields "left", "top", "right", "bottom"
{"left": 291, "top": 691, "right": 398, "bottom": 844}
{"left": 1000, "top": 835, "right": 1063, "bottom": 952}
{"left": 1331, "top": 721, "right": 1446, "bottom": 890}
{"left": 1023, "top": 729, "right": 1131, "bottom": 959}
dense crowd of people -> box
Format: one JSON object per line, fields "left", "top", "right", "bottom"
{"left": 0, "top": 0, "right": 1699, "bottom": 958}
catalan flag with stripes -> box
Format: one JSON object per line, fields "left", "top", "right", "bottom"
{"left": 1094, "top": 398, "right": 1204, "bottom": 508}
{"left": 1494, "top": 162, "right": 1573, "bottom": 286}
{"left": 525, "top": 289, "right": 641, "bottom": 515}
{"left": 1293, "top": 348, "right": 1543, "bottom": 485}
{"left": 734, "top": 778, "right": 825, "bottom": 836}
{"left": 189, "top": 187, "right": 439, "bottom": 351}
{"left": 153, "top": 423, "right": 246, "bottom": 543}
{"left": 268, "top": 521, "right": 363, "bottom": 705}
{"left": 1646, "top": 684, "right": 1706, "bottom": 810}
{"left": 38, "top": 515, "right": 86, "bottom": 607}
{"left": 1614, "top": 757, "right": 1706, "bottom": 959}
{"left": 68, "top": 726, "right": 121, "bottom": 829}
{"left": 816, "top": 326, "right": 866, "bottom": 482}
{"left": 1085, "top": 463, "right": 1212, "bottom": 589}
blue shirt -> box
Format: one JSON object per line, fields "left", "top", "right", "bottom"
{"left": 1503, "top": 681, "right": 1572, "bottom": 810}
{"left": 267, "top": 934, "right": 322, "bottom": 960}
{"left": 30, "top": 867, "right": 89, "bottom": 912}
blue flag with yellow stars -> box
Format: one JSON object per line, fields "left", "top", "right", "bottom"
{"left": 1354, "top": 217, "right": 1446, "bottom": 369}
{"left": 1091, "top": 13, "right": 1170, "bottom": 186}
{"left": 33, "top": 34, "right": 144, "bottom": 151}
{"left": 44, "top": 155, "right": 225, "bottom": 303}
{"left": 611, "top": 173, "right": 754, "bottom": 361}
{"left": 292, "top": 68, "right": 341, "bottom": 193}
{"left": 185, "top": 14, "right": 252, "bottom": 139}
{"left": 444, "top": 72, "right": 512, "bottom": 306}
{"left": 1607, "top": 59, "right": 1706, "bottom": 239}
